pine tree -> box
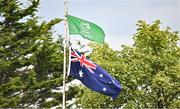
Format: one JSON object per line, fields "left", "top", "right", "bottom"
{"left": 0, "top": 0, "right": 77, "bottom": 107}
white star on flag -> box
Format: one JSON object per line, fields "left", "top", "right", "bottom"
{"left": 79, "top": 70, "right": 84, "bottom": 77}
{"left": 99, "top": 74, "right": 103, "bottom": 77}
{"left": 103, "top": 87, "right": 107, "bottom": 91}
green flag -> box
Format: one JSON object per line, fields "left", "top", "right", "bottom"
{"left": 67, "top": 15, "right": 105, "bottom": 43}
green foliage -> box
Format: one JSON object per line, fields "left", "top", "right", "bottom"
{"left": 0, "top": 0, "right": 77, "bottom": 108}
{"left": 76, "top": 20, "right": 180, "bottom": 108}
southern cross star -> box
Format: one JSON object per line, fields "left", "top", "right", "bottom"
{"left": 103, "top": 87, "right": 107, "bottom": 91}
{"left": 99, "top": 74, "right": 103, "bottom": 77}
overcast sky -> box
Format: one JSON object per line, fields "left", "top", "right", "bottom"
{"left": 36, "top": 0, "right": 180, "bottom": 50}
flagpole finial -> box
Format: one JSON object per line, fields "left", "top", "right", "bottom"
{"left": 64, "top": 0, "right": 68, "bottom": 16}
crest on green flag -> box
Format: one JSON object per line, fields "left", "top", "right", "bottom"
{"left": 67, "top": 15, "right": 105, "bottom": 43}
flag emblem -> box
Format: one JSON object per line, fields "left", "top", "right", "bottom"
{"left": 80, "top": 21, "right": 91, "bottom": 33}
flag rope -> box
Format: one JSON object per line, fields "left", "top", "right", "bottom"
{"left": 67, "top": 46, "right": 71, "bottom": 77}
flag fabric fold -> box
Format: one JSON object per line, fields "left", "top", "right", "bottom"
{"left": 69, "top": 47, "right": 122, "bottom": 99}
{"left": 67, "top": 15, "right": 105, "bottom": 43}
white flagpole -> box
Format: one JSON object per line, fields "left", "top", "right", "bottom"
{"left": 62, "top": 0, "right": 68, "bottom": 109}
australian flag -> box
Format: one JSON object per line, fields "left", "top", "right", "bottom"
{"left": 68, "top": 47, "right": 122, "bottom": 99}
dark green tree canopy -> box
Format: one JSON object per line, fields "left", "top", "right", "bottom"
{"left": 0, "top": 0, "right": 74, "bottom": 108}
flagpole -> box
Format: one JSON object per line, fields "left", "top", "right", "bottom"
{"left": 63, "top": 0, "right": 68, "bottom": 109}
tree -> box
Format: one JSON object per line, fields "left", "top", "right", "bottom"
{"left": 75, "top": 20, "right": 180, "bottom": 108}
{"left": 0, "top": 0, "right": 78, "bottom": 108}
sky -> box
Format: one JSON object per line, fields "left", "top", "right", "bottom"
{"left": 35, "top": 0, "right": 180, "bottom": 50}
